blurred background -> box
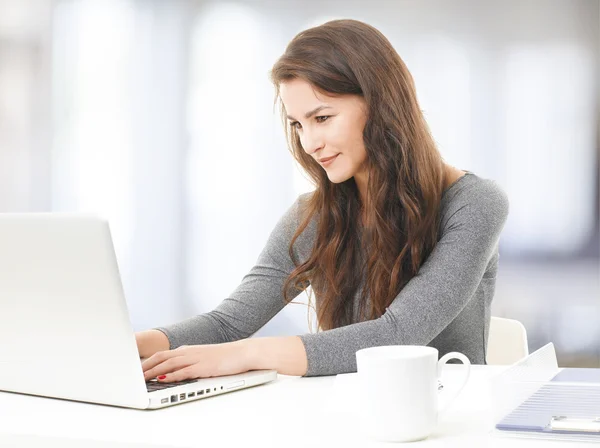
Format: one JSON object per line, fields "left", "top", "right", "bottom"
{"left": 0, "top": 0, "right": 598, "bottom": 366}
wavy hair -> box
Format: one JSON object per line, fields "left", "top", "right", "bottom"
{"left": 270, "top": 19, "right": 446, "bottom": 331}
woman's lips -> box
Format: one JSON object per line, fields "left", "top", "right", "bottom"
{"left": 319, "top": 154, "right": 339, "bottom": 166}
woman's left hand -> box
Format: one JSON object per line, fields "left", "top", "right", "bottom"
{"left": 142, "top": 341, "right": 254, "bottom": 382}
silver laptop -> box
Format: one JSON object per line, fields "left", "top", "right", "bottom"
{"left": 0, "top": 213, "right": 277, "bottom": 409}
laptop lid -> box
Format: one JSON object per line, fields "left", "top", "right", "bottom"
{"left": 0, "top": 214, "right": 149, "bottom": 409}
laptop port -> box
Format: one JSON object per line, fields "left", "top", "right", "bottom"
{"left": 161, "top": 398, "right": 169, "bottom": 404}
{"left": 179, "top": 393, "right": 186, "bottom": 400}
{"left": 198, "top": 390, "right": 204, "bottom": 395}
{"left": 188, "top": 392, "right": 195, "bottom": 398}
{"left": 205, "top": 388, "right": 210, "bottom": 393}
{"left": 170, "top": 395, "right": 178, "bottom": 403}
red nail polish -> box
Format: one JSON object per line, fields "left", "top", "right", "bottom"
{"left": 158, "top": 375, "right": 166, "bottom": 380}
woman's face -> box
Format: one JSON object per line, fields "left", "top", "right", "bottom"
{"left": 279, "top": 78, "right": 369, "bottom": 187}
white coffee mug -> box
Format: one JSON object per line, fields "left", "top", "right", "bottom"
{"left": 355, "top": 345, "right": 471, "bottom": 443}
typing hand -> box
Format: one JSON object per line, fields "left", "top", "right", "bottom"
{"left": 141, "top": 341, "right": 253, "bottom": 382}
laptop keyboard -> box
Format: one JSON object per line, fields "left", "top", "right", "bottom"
{"left": 146, "top": 378, "right": 199, "bottom": 392}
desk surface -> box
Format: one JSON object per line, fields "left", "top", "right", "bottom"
{"left": 0, "top": 365, "right": 591, "bottom": 447}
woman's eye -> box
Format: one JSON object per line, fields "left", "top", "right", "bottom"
{"left": 290, "top": 116, "right": 329, "bottom": 130}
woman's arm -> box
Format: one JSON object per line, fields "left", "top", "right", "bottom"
{"left": 296, "top": 178, "right": 509, "bottom": 376}
{"left": 141, "top": 335, "right": 308, "bottom": 381}
{"left": 137, "top": 194, "right": 314, "bottom": 360}
{"left": 136, "top": 329, "right": 170, "bottom": 358}
{"left": 244, "top": 336, "right": 308, "bottom": 375}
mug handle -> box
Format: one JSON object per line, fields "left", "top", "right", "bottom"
{"left": 437, "top": 352, "right": 471, "bottom": 417}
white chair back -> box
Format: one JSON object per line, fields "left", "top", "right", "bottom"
{"left": 486, "top": 316, "right": 529, "bottom": 365}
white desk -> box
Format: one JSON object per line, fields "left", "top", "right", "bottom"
{"left": 0, "top": 366, "right": 592, "bottom": 447}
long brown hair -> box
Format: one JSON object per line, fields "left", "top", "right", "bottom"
{"left": 270, "top": 19, "right": 446, "bottom": 331}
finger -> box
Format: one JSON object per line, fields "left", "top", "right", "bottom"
{"left": 143, "top": 355, "right": 192, "bottom": 381}
{"left": 142, "top": 348, "right": 183, "bottom": 373}
{"left": 158, "top": 364, "right": 201, "bottom": 383}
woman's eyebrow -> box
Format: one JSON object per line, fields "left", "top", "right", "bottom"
{"left": 287, "top": 105, "right": 332, "bottom": 121}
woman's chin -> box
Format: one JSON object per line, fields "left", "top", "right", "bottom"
{"left": 326, "top": 171, "right": 350, "bottom": 184}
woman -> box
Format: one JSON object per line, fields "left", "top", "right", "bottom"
{"left": 137, "top": 19, "right": 509, "bottom": 381}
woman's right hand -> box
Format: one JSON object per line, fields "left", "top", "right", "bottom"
{"left": 135, "top": 329, "right": 170, "bottom": 359}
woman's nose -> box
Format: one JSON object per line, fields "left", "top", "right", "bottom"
{"left": 301, "top": 131, "right": 324, "bottom": 155}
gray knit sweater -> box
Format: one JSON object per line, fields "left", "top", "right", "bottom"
{"left": 157, "top": 172, "right": 509, "bottom": 376}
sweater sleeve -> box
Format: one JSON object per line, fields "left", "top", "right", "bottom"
{"left": 155, "top": 195, "right": 308, "bottom": 348}
{"left": 298, "top": 180, "right": 509, "bottom": 376}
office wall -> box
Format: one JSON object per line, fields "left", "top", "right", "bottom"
{"left": 0, "top": 0, "right": 598, "bottom": 366}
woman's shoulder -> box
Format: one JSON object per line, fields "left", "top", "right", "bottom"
{"left": 441, "top": 171, "right": 509, "bottom": 226}
{"left": 276, "top": 191, "right": 317, "bottom": 236}
{"left": 296, "top": 191, "right": 314, "bottom": 206}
